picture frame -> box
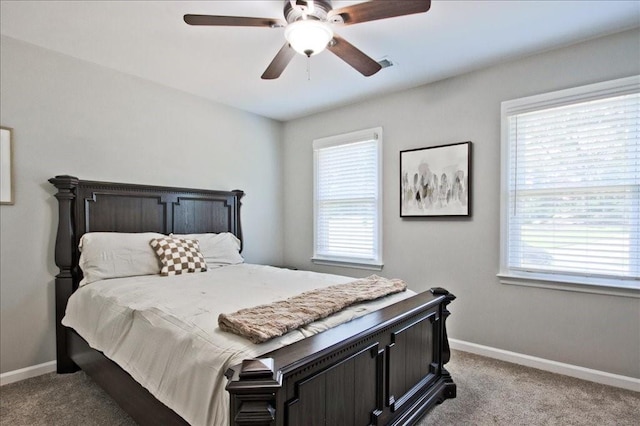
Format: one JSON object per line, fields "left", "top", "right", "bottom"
{"left": 1, "top": 126, "right": 14, "bottom": 205}
{"left": 400, "top": 141, "right": 471, "bottom": 217}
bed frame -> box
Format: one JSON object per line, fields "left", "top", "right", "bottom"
{"left": 50, "top": 175, "right": 456, "bottom": 426}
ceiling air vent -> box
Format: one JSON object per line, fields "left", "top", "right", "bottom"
{"left": 377, "top": 58, "right": 394, "bottom": 69}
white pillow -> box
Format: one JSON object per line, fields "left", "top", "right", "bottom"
{"left": 170, "top": 232, "right": 244, "bottom": 267}
{"left": 78, "top": 232, "right": 164, "bottom": 285}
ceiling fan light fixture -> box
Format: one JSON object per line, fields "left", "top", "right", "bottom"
{"left": 285, "top": 20, "right": 334, "bottom": 57}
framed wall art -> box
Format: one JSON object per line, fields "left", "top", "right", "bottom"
{"left": 0, "top": 126, "right": 13, "bottom": 205}
{"left": 400, "top": 141, "right": 471, "bottom": 217}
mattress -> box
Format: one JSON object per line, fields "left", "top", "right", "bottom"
{"left": 62, "top": 264, "right": 414, "bottom": 425}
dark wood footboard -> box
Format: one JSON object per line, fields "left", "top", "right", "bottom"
{"left": 226, "top": 288, "right": 455, "bottom": 426}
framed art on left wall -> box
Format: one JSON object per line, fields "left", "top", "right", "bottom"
{"left": 1, "top": 126, "right": 14, "bottom": 205}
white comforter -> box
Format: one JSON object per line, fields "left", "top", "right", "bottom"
{"left": 62, "top": 264, "right": 414, "bottom": 425}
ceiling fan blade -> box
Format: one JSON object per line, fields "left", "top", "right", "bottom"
{"left": 184, "top": 14, "right": 285, "bottom": 28}
{"left": 261, "top": 43, "right": 296, "bottom": 80}
{"left": 327, "top": 34, "right": 382, "bottom": 77}
{"left": 328, "top": 0, "right": 431, "bottom": 26}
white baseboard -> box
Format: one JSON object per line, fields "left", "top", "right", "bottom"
{"left": 0, "top": 360, "right": 57, "bottom": 386}
{"left": 449, "top": 338, "right": 640, "bottom": 392}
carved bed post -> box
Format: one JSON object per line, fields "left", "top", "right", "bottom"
{"left": 49, "top": 175, "right": 79, "bottom": 373}
{"left": 430, "top": 287, "right": 457, "bottom": 400}
{"left": 232, "top": 190, "right": 244, "bottom": 252}
{"left": 226, "top": 358, "right": 282, "bottom": 426}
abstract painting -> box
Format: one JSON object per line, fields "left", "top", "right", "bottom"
{"left": 400, "top": 141, "right": 471, "bottom": 217}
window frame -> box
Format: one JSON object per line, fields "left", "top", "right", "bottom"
{"left": 499, "top": 75, "right": 640, "bottom": 298}
{"left": 312, "top": 127, "right": 383, "bottom": 270}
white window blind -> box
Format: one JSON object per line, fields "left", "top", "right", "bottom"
{"left": 500, "top": 76, "right": 639, "bottom": 291}
{"left": 313, "top": 128, "right": 383, "bottom": 269}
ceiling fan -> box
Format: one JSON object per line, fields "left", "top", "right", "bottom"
{"left": 184, "top": 0, "right": 431, "bottom": 80}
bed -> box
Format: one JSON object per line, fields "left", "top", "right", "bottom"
{"left": 49, "top": 175, "right": 456, "bottom": 426}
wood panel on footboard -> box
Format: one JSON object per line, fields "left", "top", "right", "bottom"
{"left": 226, "top": 288, "right": 456, "bottom": 426}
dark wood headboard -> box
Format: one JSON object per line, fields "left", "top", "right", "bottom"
{"left": 50, "top": 175, "right": 244, "bottom": 287}
{"left": 49, "top": 175, "right": 244, "bottom": 372}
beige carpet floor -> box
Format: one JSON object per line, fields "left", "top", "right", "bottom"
{"left": 425, "top": 351, "right": 639, "bottom": 425}
{"left": 1, "top": 350, "right": 638, "bottom": 425}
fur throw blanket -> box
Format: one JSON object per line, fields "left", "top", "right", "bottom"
{"left": 218, "top": 275, "right": 407, "bottom": 343}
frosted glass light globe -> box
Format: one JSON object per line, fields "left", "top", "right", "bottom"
{"left": 285, "top": 20, "right": 334, "bottom": 57}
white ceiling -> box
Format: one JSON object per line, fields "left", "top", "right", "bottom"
{"left": 1, "top": 1, "right": 639, "bottom": 121}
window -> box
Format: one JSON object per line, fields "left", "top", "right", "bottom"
{"left": 500, "top": 76, "right": 639, "bottom": 294}
{"left": 313, "top": 127, "right": 383, "bottom": 269}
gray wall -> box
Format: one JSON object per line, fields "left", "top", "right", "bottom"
{"left": 0, "top": 36, "right": 284, "bottom": 374}
{"left": 2, "top": 29, "right": 639, "bottom": 380}
{"left": 282, "top": 29, "right": 640, "bottom": 378}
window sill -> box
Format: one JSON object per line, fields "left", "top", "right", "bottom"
{"left": 311, "top": 257, "right": 383, "bottom": 271}
{"left": 498, "top": 272, "right": 639, "bottom": 299}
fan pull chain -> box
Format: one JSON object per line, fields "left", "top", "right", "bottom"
{"left": 307, "top": 56, "right": 311, "bottom": 81}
